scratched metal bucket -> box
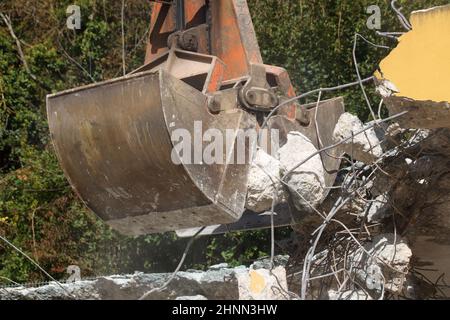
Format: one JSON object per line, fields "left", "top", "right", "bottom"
{"left": 47, "top": 69, "right": 256, "bottom": 235}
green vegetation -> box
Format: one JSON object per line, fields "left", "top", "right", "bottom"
{"left": 0, "top": 0, "right": 447, "bottom": 283}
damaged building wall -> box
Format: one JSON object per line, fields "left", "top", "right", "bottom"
{"left": 376, "top": 5, "right": 450, "bottom": 102}
{"left": 376, "top": 4, "right": 450, "bottom": 130}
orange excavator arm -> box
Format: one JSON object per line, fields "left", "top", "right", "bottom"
{"left": 145, "top": 0, "right": 297, "bottom": 118}
{"left": 147, "top": 0, "right": 263, "bottom": 80}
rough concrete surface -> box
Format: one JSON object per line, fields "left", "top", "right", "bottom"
{"left": 278, "top": 132, "right": 326, "bottom": 212}
{"left": 350, "top": 234, "right": 412, "bottom": 295}
{"left": 0, "top": 258, "right": 291, "bottom": 301}
{"left": 333, "top": 112, "right": 383, "bottom": 164}
{"left": 236, "top": 266, "right": 289, "bottom": 300}
{"left": 366, "top": 194, "right": 390, "bottom": 223}
{"left": 246, "top": 149, "right": 285, "bottom": 213}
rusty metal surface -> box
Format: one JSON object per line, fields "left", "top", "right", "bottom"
{"left": 147, "top": 0, "right": 263, "bottom": 82}
{"left": 146, "top": 1, "right": 208, "bottom": 61}
{"left": 264, "top": 65, "right": 297, "bottom": 119}
{"left": 135, "top": 48, "right": 225, "bottom": 94}
{"left": 47, "top": 70, "right": 256, "bottom": 235}
{"left": 209, "top": 0, "right": 263, "bottom": 81}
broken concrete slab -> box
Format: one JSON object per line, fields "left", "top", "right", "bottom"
{"left": 0, "top": 257, "right": 294, "bottom": 301}
{"left": 245, "top": 149, "right": 286, "bottom": 213}
{"left": 333, "top": 112, "right": 383, "bottom": 164}
{"left": 0, "top": 269, "right": 240, "bottom": 300}
{"left": 376, "top": 5, "right": 450, "bottom": 129}
{"left": 278, "top": 132, "right": 326, "bottom": 212}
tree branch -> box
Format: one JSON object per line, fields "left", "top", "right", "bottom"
{"left": 0, "top": 12, "right": 51, "bottom": 91}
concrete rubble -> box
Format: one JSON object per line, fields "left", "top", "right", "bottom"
{"left": 278, "top": 132, "right": 326, "bottom": 212}
{"left": 241, "top": 108, "right": 435, "bottom": 299}
{"left": 236, "top": 266, "right": 289, "bottom": 300}
{"left": 0, "top": 257, "right": 292, "bottom": 301}
{"left": 349, "top": 234, "right": 412, "bottom": 296}
{"left": 293, "top": 124, "right": 449, "bottom": 299}
{"left": 4, "top": 112, "right": 449, "bottom": 301}
{"left": 333, "top": 112, "right": 383, "bottom": 164}
{"left": 246, "top": 132, "right": 327, "bottom": 213}
{"left": 245, "top": 149, "right": 285, "bottom": 213}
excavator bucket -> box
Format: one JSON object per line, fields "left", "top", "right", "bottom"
{"left": 47, "top": 0, "right": 345, "bottom": 236}
{"left": 47, "top": 69, "right": 256, "bottom": 235}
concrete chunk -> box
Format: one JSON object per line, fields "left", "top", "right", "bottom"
{"left": 333, "top": 113, "right": 383, "bottom": 164}
{"left": 245, "top": 149, "right": 285, "bottom": 213}
{"left": 350, "top": 234, "right": 412, "bottom": 295}
{"left": 0, "top": 258, "right": 293, "bottom": 300}
{"left": 278, "top": 132, "right": 326, "bottom": 212}
{"left": 366, "top": 194, "right": 390, "bottom": 223}
{"left": 236, "top": 266, "right": 289, "bottom": 300}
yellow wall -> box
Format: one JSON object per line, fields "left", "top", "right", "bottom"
{"left": 377, "top": 5, "right": 450, "bottom": 102}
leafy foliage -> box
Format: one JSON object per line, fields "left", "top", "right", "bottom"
{"left": 0, "top": 0, "right": 448, "bottom": 283}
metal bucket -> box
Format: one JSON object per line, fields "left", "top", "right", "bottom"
{"left": 47, "top": 69, "right": 256, "bottom": 235}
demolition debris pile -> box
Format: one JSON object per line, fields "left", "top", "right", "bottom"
{"left": 3, "top": 106, "right": 449, "bottom": 300}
